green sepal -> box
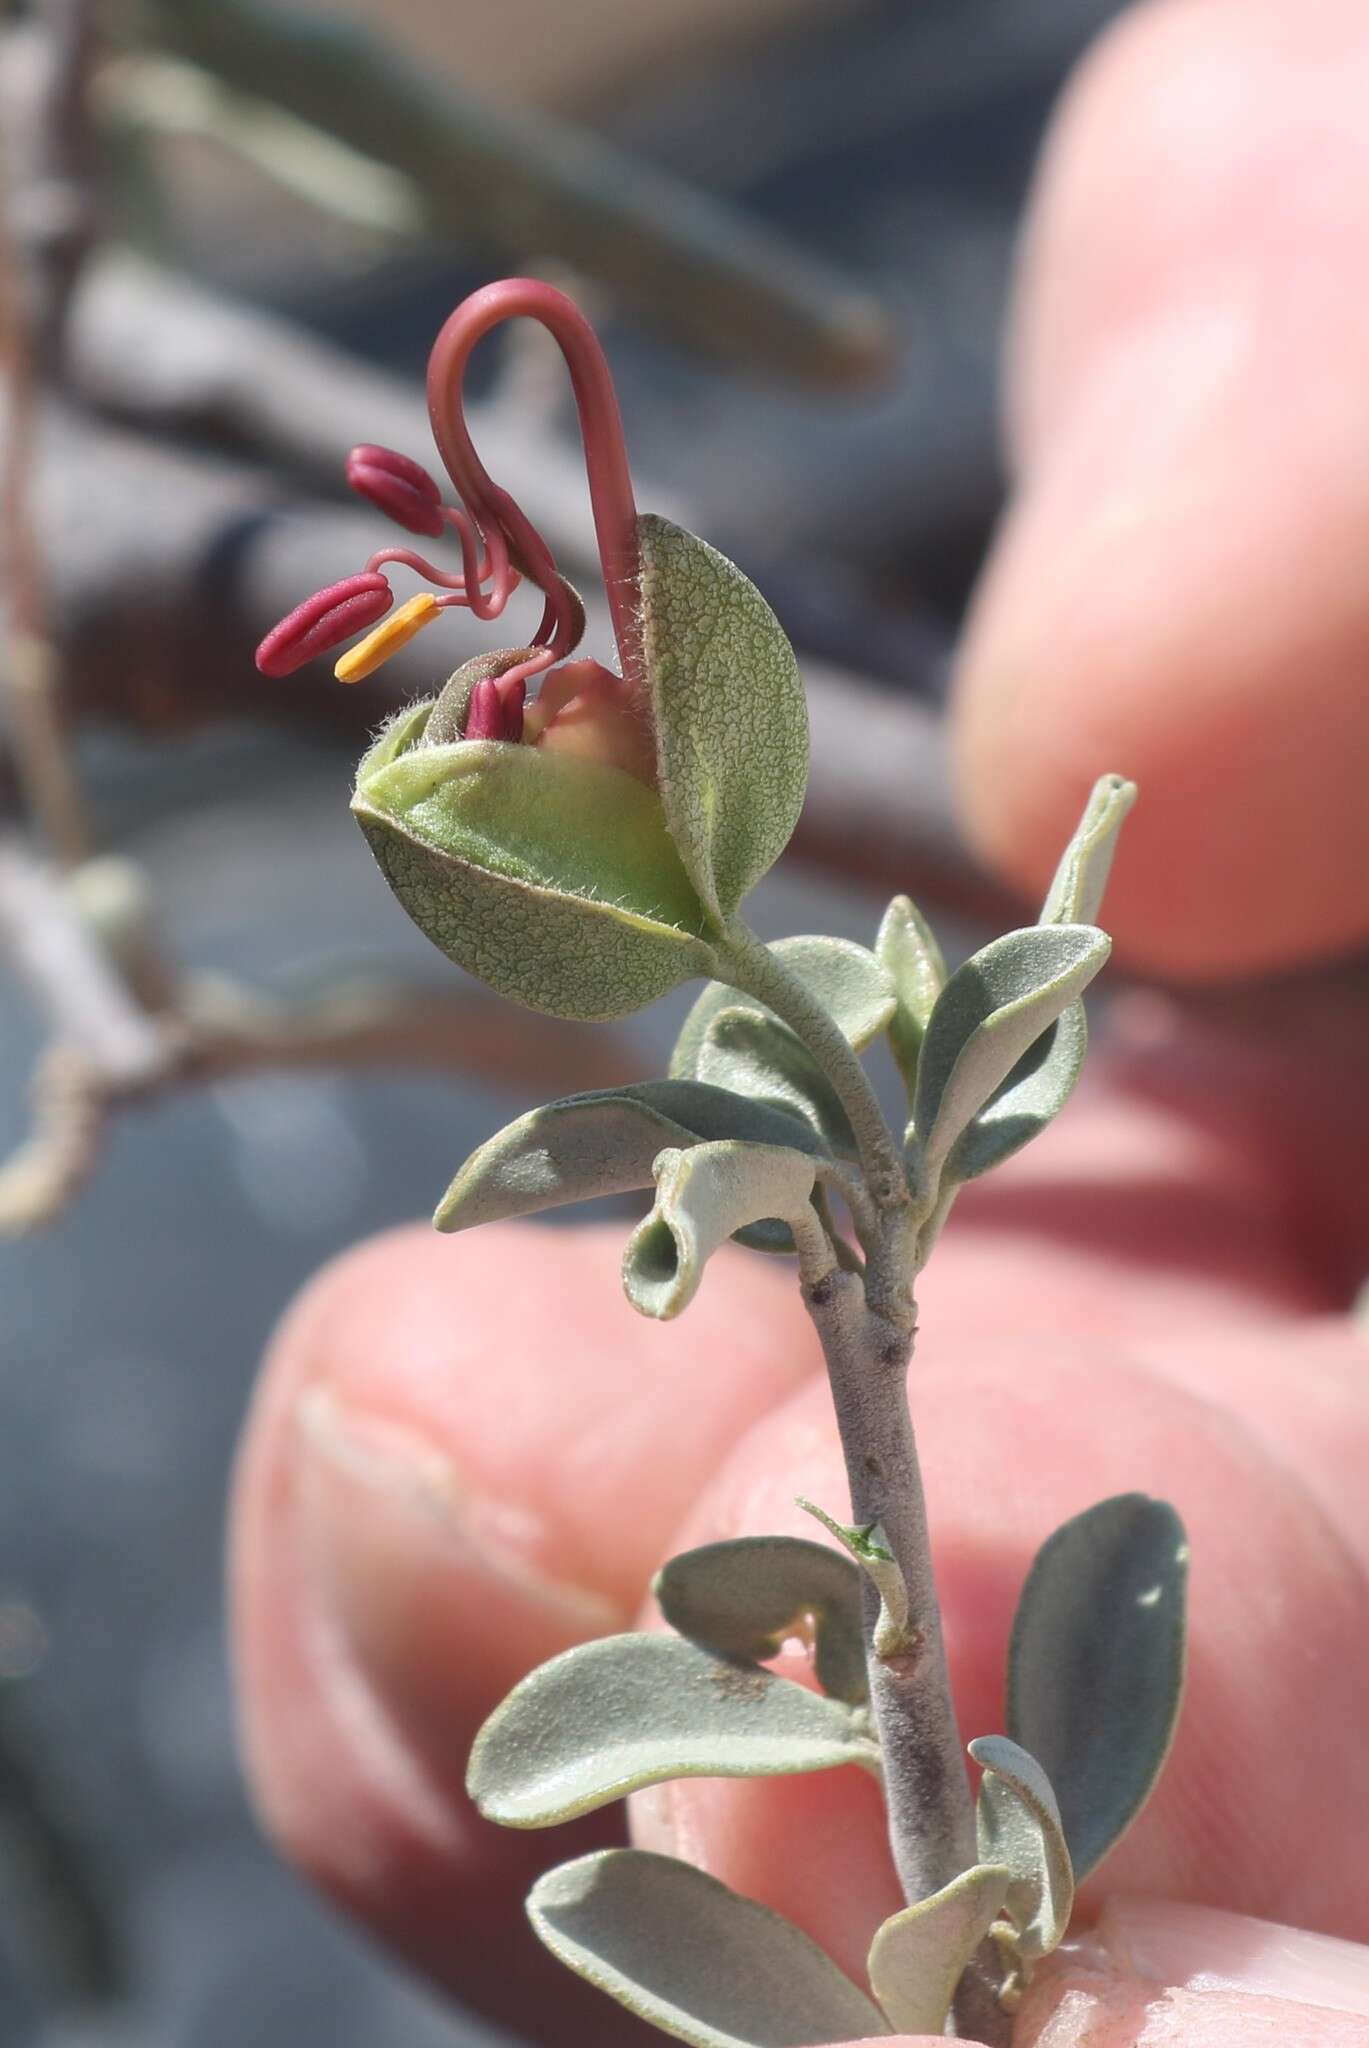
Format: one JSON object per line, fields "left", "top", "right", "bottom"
{"left": 970, "top": 1734, "right": 1074, "bottom": 1963}
{"left": 353, "top": 716, "right": 714, "bottom": 1020}
{"left": 434, "top": 1080, "right": 831, "bottom": 1235}
{"left": 638, "top": 515, "right": 808, "bottom": 923}
{"left": 653, "top": 1536, "right": 866, "bottom": 1704}
{"left": 866, "top": 1863, "right": 1013, "bottom": 2037}
{"left": 1008, "top": 1494, "right": 1189, "bottom": 1882}
{"left": 528, "top": 1850, "right": 891, "bottom": 2048}
{"left": 623, "top": 1141, "right": 824, "bottom": 1320}
{"left": 467, "top": 1632, "right": 877, "bottom": 1828}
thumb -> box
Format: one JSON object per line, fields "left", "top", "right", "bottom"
{"left": 951, "top": 0, "right": 1369, "bottom": 981}
{"left": 1012, "top": 1898, "right": 1369, "bottom": 2046}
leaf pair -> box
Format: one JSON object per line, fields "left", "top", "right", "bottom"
{"left": 354, "top": 519, "right": 809, "bottom": 1020}
{"left": 896, "top": 776, "right": 1134, "bottom": 1217}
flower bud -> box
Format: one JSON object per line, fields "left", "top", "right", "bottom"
{"left": 255, "top": 573, "right": 392, "bottom": 678}
{"left": 346, "top": 444, "right": 446, "bottom": 539}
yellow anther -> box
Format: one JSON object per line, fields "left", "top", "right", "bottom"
{"left": 335, "top": 591, "right": 440, "bottom": 683}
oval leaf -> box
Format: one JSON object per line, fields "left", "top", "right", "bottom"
{"left": 623, "top": 1141, "right": 822, "bottom": 1320}
{"left": 468, "top": 1633, "right": 875, "bottom": 1827}
{"left": 942, "top": 1004, "right": 1089, "bottom": 1186}
{"left": 354, "top": 733, "right": 714, "bottom": 1020}
{"left": 672, "top": 937, "right": 896, "bottom": 1079}
{"left": 638, "top": 515, "right": 808, "bottom": 922}
{"left": 969, "top": 1735, "right": 1074, "bottom": 1962}
{"left": 1040, "top": 776, "right": 1137, "bottom": 927}
{"left": 529, "top": 1850, "right": 890, "bottom": 2048}
{"left": 867, "top": 1863, "right": 1012, "bottom": 2037}
{"left": 654, "top": 1537, "right": 866, "bottom": 1704}
{"left": 1007, "top": 1494, "right": 1189, "bottom": 1882}
{"left": 875, "top": 895, "right": 947, "bottom": 1099}
{"left": 435, "top": 1080, "right": 831, "bottom": 1232}
{"left": 694, "top": 1011, "right": 856, "bottom": 1158}
{"left": 911, "top": 925, "right": 1110, "bottom": 1173}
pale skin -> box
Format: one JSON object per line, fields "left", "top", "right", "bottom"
{"left": 230, "top": 1, "right": 1369, "bottom": 2041}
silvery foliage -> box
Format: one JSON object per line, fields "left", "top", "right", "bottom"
{"left": 383, "top": 523, "right": 1186, "bottom": 2042}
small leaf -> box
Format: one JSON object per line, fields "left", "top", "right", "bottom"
{"left": 528, "top": 1850, "right": 891, "bottom": 2048}
{"left": 795, "top": 1499, "right": 913, "bottom": 1660}
{"left": 1040, "top": 776, "right": 1137, "bottom": 927}
{"left": 639, "top": 515, "right": 809, "bottom": 924}
{"left": 672, "top": 936, "right": 896, "bottom": 1079}
{"left": 435, "top": 1080, "right": 830, "bottom": 1233}
{"left": 941, "top": 1005, "right": 1089, "bottom": 1186}
{"left": 970, "top": 1735, "right": 1074, "bottom": 1962}
{"left": 1008, "top": 1495, "right": 1189, "bottom": 1882}
{"left": 867, "top": 1863, "right": 1012, "bottom": 2037}
{"left": 911, "top": 925, "right": 1110, "bottom": 1172}
{"left": 468, "top": 1633, "right": 876, "bottom": 1827}
{"left": 654, "top": 1537, "right": 866, "bottom": 1704}
{"left": 875, "top": 895, "right": 947, "bottom": 1097}
{"left": 354, "top": 732, "right": 714, "bottom": 1020}
{"left": 694, "top": 1012, "right": 856, "bottom": 1158}
{"left": 623, "top": 1142, "right": 823, "bottom": 1320}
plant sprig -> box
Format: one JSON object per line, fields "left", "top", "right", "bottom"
{"left": 254, "top": 277, "right": 1189, "bottom": 2048}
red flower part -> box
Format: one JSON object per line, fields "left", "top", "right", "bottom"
{"left": 464, "top": 678, "right": 504, "bottom": 741}
{"left": 255, "top": 573, "right": 392, "bottom": 678}
{"left": 462, "top": 674, "right": 529, "bottom": 742}
{"left": 346, "top": 444, "right": 446, "bottom": 540}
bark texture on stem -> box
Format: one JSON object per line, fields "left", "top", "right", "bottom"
{"left": 803, "top": 1267, "right": 975, "bottom": 1904}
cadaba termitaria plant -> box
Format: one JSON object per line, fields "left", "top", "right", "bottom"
{"left": 257, "top": 278, "right": 1189, "bottom": 2047}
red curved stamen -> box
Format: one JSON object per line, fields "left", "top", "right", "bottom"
{"left": 346, "top": 444, "right": 446, "bottom": 539}
{"left": 425, "top": 279, "right": 642, "bottom": 687}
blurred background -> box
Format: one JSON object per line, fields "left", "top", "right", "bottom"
{"left": 0, "top": 1, "right": 1139, "bottom": 2041}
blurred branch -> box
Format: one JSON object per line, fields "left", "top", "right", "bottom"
{"left": 138, "top": 0, "right": 891, "bottom": 387}
{"left": 0, "top": 842, "right": 635, "bottom": 1234}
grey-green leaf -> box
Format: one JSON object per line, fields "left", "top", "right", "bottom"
{"left": 623, "top": 1141, "right": 825, "bottom": 1319}
{"left": 468, "top": 1633, "right": 876, "bottom": 1827}
{"left": 875, "top": 895, "right": 947, "bottom": 1098}
{"left": 866, "top": 1863, "right": 1012, "bottom": 2037}
{"left": 1040, "top": 776, "right": 1137, "bottom": 927}
{"left": 654, "top": 1537, "right": 866, "bottom": 1704}
{"left": 694, "top": 1011, "right": 856, "bottom": 1158}
{"left": 941, "top": 1003, "right": 1089, "bottom": 1185}
{"left": 970, "top": 1735, "right": 1074, "bottom": 1962}
{"left": 434, "top": 1080, "right": 830, "bottom": 1233}
{"left": 1008, "top": 1494, "right": 1189, "bottom": 1882}
{"left": 638, "top": 514, "right": 809, "bottom": 923}
{"left": 528, "top": 1851, "right": 891, "bottom": 2048}
{"left": 911, "top": 925, "right": 1111, "bottom": 1173}
{"left": 672, "top": 936, "right": 896, "bottom": 1079}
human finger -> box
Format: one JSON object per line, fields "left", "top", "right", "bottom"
{"left": 950, "top": 0, "right": 1369, "bottom": 979}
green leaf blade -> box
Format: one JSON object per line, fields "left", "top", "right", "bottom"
{"left": 623, "top": 1141, "right": 822, "bottom": 1320}
{"left": 1040, "top": 775, "right": 1137, "bottom": 927}
{"left": 435, "top": 1080, "right": 830, "bottom": 1233}
{"left": 639, "top": 515, "right": 809, "bottom": 922}
{"left": 528, "top": 1850, "right": 891, "bottom": 2048}
{"left": 969, "top": 1735, "right": 1074, "bottom": 1962}
{"left": 911, "top": 924, "right": 1110, "bottom": 1172}
{"left": 942, "top": 1003, "right": 1089, "bottom": 1186}
{"left": 1007, "top": 1494, "right": 1189, "bottom": 1882}
{"left": 875, "top": 895, "right": 947, "bottom": 1098}
{"left": 654, "top": 1537, "right": 866, "bottom": 1704}
{"left": 468, "top": 1633, "right": 875, "bottom": 1827}
{"left": 671, "top": 935, "right": 896, "bottom": 1079}
{"left": 867, "top": 1863, "right": 1012, "bottom": 2037}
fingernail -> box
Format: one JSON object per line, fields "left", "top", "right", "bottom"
{"left": 294, "top": 1386, "right": 622, "bottom": 1764}
{"left": 1101, "top": 1898, "right": 1369, "bottom": 2020}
